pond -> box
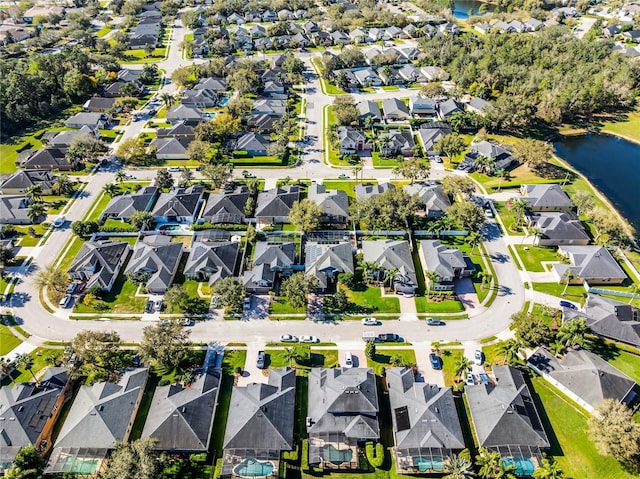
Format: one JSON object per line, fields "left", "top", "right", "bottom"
{"left": 453, "top": 0, "right": 496, "bottom": 18}
{"left": 554, "top": 133, "right": 640, "bottom": 234}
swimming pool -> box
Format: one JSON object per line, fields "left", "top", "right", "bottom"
{"left": 503, "top": 455, "right": 536, "bottom": 476}
{"left": 321, "top": 445, "right": 353, "bottom": 465}
{"left": 413, "top": 456, "right": 445, "bottom": 472}
{"left": 219, "top": 97, "right": 229, "bottom": 106}
{"left": 233, "top": 458, "right": 274, "bottom": 478}
{"left": 157, "top": 224, "right": 181, "bottom": 231}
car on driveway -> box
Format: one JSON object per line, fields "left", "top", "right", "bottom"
{"left": 145, "top": 300, "right": 154, "bottom": 313}
{"left": 361, "top": 317, "right": 379, "bottom": 326}
{"left": 344, "top": 352, "right": 353, "bottom": 368}
{"left": 426, "top": 318, "right": 445, "bottom": 326}
{"left": 59, "top": 294, "right": 72, "bottom": 308}
{"left": 257, "top": 351, "right": 266, "bottom": 369}
{"left": 429, "top": 353, "right": 442, "bottom": 370}
{"left": 300, "top": 335, "right": 320, "bottom": 343}
{"left": 66, "top": 282, "right": 79, "bottom": 294}
{"left": 280, "top": 334, "right": 298, "bottom": 343}
{"left": 242, "top": 171, "right": 256, "bottom": 178}
{"left": 465, "top": 373, "right": 476, "bottom": 386}
{"left": 377, "top": 333, "right": 401, "bottom": 343}
{"left": 559, "top": 300, "right": 578, "bottom": 310}
{"left": 474, "top": 349, "right": 483, "bottom": 366}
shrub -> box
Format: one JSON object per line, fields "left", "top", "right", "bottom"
{"left": 365, "top": 441, "right": 385, "bottom": 468}
{"left": 98, "top": 224, "right": 138, "bottom": 232}
{"left": 158, "top": 378, "right": 171, "bottom": 386}
{"left": 192, "top": 222, "right": 247, "bottom": 231}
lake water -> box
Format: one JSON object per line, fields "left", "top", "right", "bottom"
{"left": 453, "top": 0, "right": 496, "bottom": 18}
{"left": 554, "top": 134, "right": 640, "bottom": 234}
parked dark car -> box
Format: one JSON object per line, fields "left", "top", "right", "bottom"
{"left": 559, "top": 300, "right": 578, "bottom": 310}
{"left": 426, "top": 318, "right": 445, "bottom": 326}
{"left": 145, "top": 300, "right": 154, "bottom": 313}
{"left": 378, "top": 333, "right": 401, "bottom": 343}
{"left": 429, "top": 353, "right": 442, "bottom": 370}
{"left": 257, "top": 351, "right": 266, "bottom": 369}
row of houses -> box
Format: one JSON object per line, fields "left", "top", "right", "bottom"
{"left": 473, "top": 17, "right": 546, "bottom": 34}
{"left": 128, "top": 9, "right": 163, "bottom": 49}
{"left": 8, "top": 356, "right": 633, "bottom": 477}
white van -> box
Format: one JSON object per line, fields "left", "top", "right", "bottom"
{"left": 344, "top": 352, "right": 353, "bottom": 368}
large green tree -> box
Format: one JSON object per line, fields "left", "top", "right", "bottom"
{"left": 101, "top": 438, "right": 163, "bottom": 479}
{"left": 280, "top": 273, "right": 319, "bottom": 309}
{"left": 139, "top": 322, "right": 190, "bottom": 370}
{"left": 211, "top": 277, "right": 245, "bottom": 314}
{"left": 289, "top": 199, "right": 322, "bottom": 232}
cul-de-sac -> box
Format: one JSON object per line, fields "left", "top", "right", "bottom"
{"left": 1, "top": 0, "right": 640, "bottom": 476}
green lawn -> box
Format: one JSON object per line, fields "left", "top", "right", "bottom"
{"left": 265, "top": 346, "right": 338, "bottom": 371}
{"left": 322, "top": 180, "right": 376, "bottom": 199}
{"left": 366, "top": 348, "right": 416, "bottom": 375}
{"left": 73, "top": 263, "right": 147, "bottom": 314}
{"left": 2, "top": 348, "right": 62, "bottom": 385}
{"left": 56, "top": 235, "right": 85, "bottom": 271}
{"left": 270, "top": 298, "right": 306, "bottom": 315}
{"left": 440, "top": 348, "right": 464, "bottom": 387}
{"left": 530, "top": 376, "right": 634, "bottom": 479}
{"left": 514, "top": 245, "right": 559, "bottom": 272}
{"left": 0, "top": 324, "right": 22, "bottom": 355}
{"left": 95, "top": 25, "right": 111, "bottom": 37}
{"left": 344, "top": 286, "right": 400, "bottom": 313}
{"left": 494, "top": 201, "right": 525, "bottom": 235}
{"left": 380, "top": 85, "right": 400, "bottom": 91}
{"left": 415, "top": 296, "right": 465, "bottom": 313}
{"left": 600, "top": 110, "right": 640, "bottom": 143}
{"left": 586, "top": 338, "right": 640, "bottom": 384}
{"left": 121, "top": 48, "right": 167, "bottom": 63}
{"left": 470, "top": 163, "right": 561, "bottom": 194}
{"left": 15, "top": 224, "right": 50, "bottom": 247}
{"left": 532, "top": 282, "right": 587, "bottom": 303}
{"left": 371, "top": 152, "right": 400, "bottom": 168}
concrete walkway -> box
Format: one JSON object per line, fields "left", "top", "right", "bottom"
{"left": 398, "top": 294, "right": 418, "bottom": 321}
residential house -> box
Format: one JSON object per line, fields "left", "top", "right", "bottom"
{"left": 19, "top": 148, "right": 73, "bottom": 171}
{"left": 524, "top": 18, "right": 544, "bottom": 31}
{"left": 100, "top": 186, "right": 158, "bottom": 222}
{"left": 437, "top": 99, "right": 463, "bottom": 119}
{"left": 528, "top": 347, "right": 636, "bottom": 414}
{"left": 64, "top": 112, "right": 112, "bottom": 129}
{"left": 552, "top": 245, "right": 626, "bottom": 285}
{"left": 466, "top": 97, "right": 491, "bottom": 116}
{"left": 46, "top": 368, "right": 148, "bottom": 476}
{"left": 0, "top": 196, "right": 33, "bottom": 225}
{"left": 221, "top": 368, "right": 296, "bottom": 477}
{"left": 386, "top": 367, "right": 465, "bottom": 474}
{"left": 308, "top": 183, "right": 350, "bottom": 225}
{"left": 330, "top": 31, "right": 350, "bottom": 45}
{"left": 520, "top": 184, "right": 574, "bottom": 212}
{"left": 0, "top": 368, "right": 70, "bottom": 472}
{"left": 438, "top": 22, "right": 461, "bottom": 35}
{"left": 243, "top": 241, "right": 296, "bottom": 294}
{"left": 166, "top": 105, "right": 204, "bottom": 125}
{"left": 150, "top": 137, "right": 191, "bottom": 160}
{"left": 404, "top": 183, "right": 451, "bottom": 218}
{"left": 349, "top": 28, "right": 369, "bottom": 43}
{"left": 184, "top": 241, "right": 240, "bottom": 286}
{"left": 235, "top": 133, "right": 270, "bottom": 156}
{"left": 354, "top": 68, "right": 382, "bottom": 87}
{"left": 362, "top": 240, "right": 418, "bottom": 293}
{"left": 622, "top": 29, "right": 640, "bottom": 42}
{"left": 83, "top": 97, "right": 117, "bottom": 113}
{"left": 465, "top": 141, "right": 517, "bottom": 172}
{"left": 22, "top": 5, "right": 64, "bottom": 22}
{"left": 382, "top": 98, "right": 411, "bottom": 121}
{"left": 379, "top": 131, "right": 415, "bottom": 156}
{"left": 0, "top": 170, "right": 55, "bottom": 195}
{"left": 263, "top": 81, "right": 285, "bottom": 94}
{"left": 336, "top": 127, "right": 370, "bottom": 155}
{"left": 104, "top": 80, "right": 141, "bottom": 98}
{"left": 305, "top": 242, "right": 354, "bottom": 292}
{"left": 403, "top": 24, "right": 419, "bottom": 38}
{"left": 117, "top": 68, "right": 143, "bottom": 84}
{"left": 466, "top": 366, "right": 550, "bottom": 476}
{"left": 397, "top": 64, "right": 426, "bottom": 83}
{"left": 157, "top": 122, "right": 195, "bottom": 139}
{"left": 409, "top": 97, "right": 436, "bottom": 117}
{"left": 255, "top": 185, "right": 301, "bottom": 224}
{"left": 125, "top": 235, "right": 183, "bottom": 294}
{"left": 142, "top": 369, "right": 221, "bottom": 452}
{"left": 129, "top": 33, "right": 159, "bottom": 49}
{"left": 201, "top": 186, "right": 250, "bottom": 224}
{"left": 418, "top": 240, "right": 473, "bottom": 290}
{"left": 307, "top": 368, "right": 379, "bottom": 469}
{"left": 563, "top": 294, "right": 640, "bottom": 347}
{"left": 253, "top": 99, "right": 287, "bottom": 116}
{"left": 355, "top": 182, "right": 395, "bottom": 200}
{"left": 46, "top": 126, "right": 99, "bottom": 148}
{"left": 68, "top": 240, "right": 129, "bottom": 292}
{"left": 181, "top": 88, "right": 218, "bottom": 108}
{"left": 195, "top": 77, "right": 227, "bottom": 92}
{"left": 357, "top": 101, "right": 382, "bottom": 123}
{"left": 247, "top": 114, "right": 280, "bottom": 133}
{"left": 417, "top": 125, "right": 452, "bottom": 157}
{"left": 524, "top": 212, "right": 589, "bottom": 246}
{"left": 152, "top": 185, "right": 205, "bottom": 225}
{"left": 420, "top": 66, "right": 449, "bottom": 81}
{"left": 0, "top": 25, "right": 33, "bottom": 44}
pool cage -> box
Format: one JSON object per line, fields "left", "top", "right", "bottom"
{"left": 221, "top": 449, "right": 281, "bottom": 478}
{"left": 394, "top": 447, "right": 458, "bottom": 474}
{"left": 307, "top": 434, "right": 362, "bottom": 470}
{"left": 490, "top": 445, "right": 543, "bottom": 477}
{"left": 45, "top": 447, "right": 108, "bottom": 476}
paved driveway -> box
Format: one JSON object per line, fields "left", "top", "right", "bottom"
{"left": 415, "top": 342, "right": 445, "bottom": 386}
{"left": 454, "top": 277, "right": 482, "bottom": 312}
{"left": 238, "top": 344, "right": 269, "bottom": 386}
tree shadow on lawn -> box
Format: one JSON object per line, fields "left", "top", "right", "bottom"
{"left": 585, "top": 336, "right": 621, "bottom": 362}
{"left": 523, "top": 372, "right": 565, "bottom": 458}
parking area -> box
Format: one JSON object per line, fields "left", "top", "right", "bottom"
{"left": 242, "top": 295, "right": 270, "bottom": 320}
{"left": 238, "top": 343, "right": 269, "bottom": 386}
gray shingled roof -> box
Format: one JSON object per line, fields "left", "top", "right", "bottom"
{"left": 553, "top": 246, "right": 627, "bottom": 282}
{"left": 152, "top": 185, "right": 204, "bottom": 219}
{"left": 403, "top": 183, "right": 450, "bottom": 216}
{"left": 0, "top": 170, "right": 55, "bottom": 193}
{"left": 142, "top": 369, "right": 221, "bottom": 451}
{"left": 466, "top": 366, "right": 549, "bottom": 449}
{"left": 125, "top": 236, "right": 183, "bottom": 293}
{"left": 528, "top": 347, "right": 636, "bottom": 410}
{"left": 419, "top": 240, "right": 466, "bottom": 279}
{"left": 521, "top": 184, "right": 574, "bottom": 210}
{"left": 223, "top": 368, "right": 296, "bottom": 451}
{"left": 565, "top": 294, "right": 640, "bottom": 347}
{"left": 0, "top": 196, "right": 32, "bottom": 223}
{"left": 357, "top": 100, "right": 382, "bottom": 120}
{"left": 202, "top": 186, "right": 249, "bottom": 224}
{"left": 68, "top": 240, "right": 129, "bottom": 291}
{"left": 361, "top": 240, "right": 417, "bottom": 290}
{"left": 305, "top": 242, "right": 354, "bottom": 289}
{"left": 184, "top": 241, "right": 239, "bottom": 286}
{"left": 101, "top": 186, "right": 158, "bottom": 220}
{"left": 386, "top": 367, "right": 464, "bottom": 450}
{"left": 526, "top": 212, "right": 589, "bottom": 242}
{"left": 308, "top": 368, "right": 379, "bottom": 440}
{"left": 355, "top": 182, "right": 394, "bottom": 200}
{"left": 308, "top": 183, "right": 349, "bottom": 219}
{"left": 255, "top": 185, "right": 300, "bottom": 219}
{"left": 53, "top": 368, "right": 148, "bottom": 450}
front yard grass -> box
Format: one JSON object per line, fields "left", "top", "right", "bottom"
{"left": 366, "top": 348, "right": 416, "bottom": 375}
{"left": 73, "top": 266, "right": 147, "bottom": 314}
{"left": 56, "top": 235, "right": 85, "bottom": 271}
{"left": 371, "top": 152, "right": 400, "bottom": 168}
{"left": 270, "top": 298, "right": 306, "bottom": 315}
{"left": 529, "top": 376, "right": 633, "bottom": 479}
{"left": 494, "top": 201, "right": 525, "bottom": 235}
{"left": 14, "top": 224, "right": 50, "bottom": 247}
{"left": 344, "top": 286, "right": 400, "bottom": 313}
{"left": 0, "top": 323, "right": 22, "bottom": 355}
{"left": 322, "top": 180, "right": 376, "bottom": 199}
{"left": 415, "top": 296, "right": 465, "bottom": 313}
{"left": 531, "top": 282, "right": 587, "bottom": 303}
{"left": 1, "top": 348, "right": 61, "bottom": 385}
{"left": 265, "top": 346, "right": 338, "bottom": 371}
{"left": 514, "top": 245, "right": 559, "bottom": 272}
{"left": 440, "top": 348, "right": 464, "bottom": 387}
{"left": 600, "top": 110, "right": 640, "bottom": 144}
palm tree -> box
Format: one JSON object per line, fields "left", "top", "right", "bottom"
{"left": 35, "top": 263, "right": 69, "bottom": 294}
{"left": 178, "top": 368, "right": 194, "bottom": 387}
{"left": 557, "top": 318, "right": 587, "bottom": 349}
{"left": 283, "top": 347, "right": 297, "bottom": 367}
{"left": 384, "top": 267, "right": 399, "bottom": 291}
{"left": 529, "top": 226, "right": 542, "bottom": 245}
{"left": 364, "top": 115, "right": 375, "bottom": 136}
{"left": 629, "top": 283, "right": 640, "bottom": 305}
{"left": 15, "top": 354, "right": 37, "bottom": 384}
{"left": 454, "top": 355, "right": 471, "bottom": 380}
{"left": 53, "top": 174, "right": 74, "bottom": 195}
{"left": 102, "top": 183, "right": 119, "bottom": 197}
{"left": 475, "top": 448, "right": 517, "bottom": 479}
{"left": 561, "top": 270, "right": 576, "bottom": 296}
{"left": 25, "top": 184, "right": 42, "bottom": 201}
{"left": 496, "top": 338, "right": 524, "bottom": 365}
{"left": 445, "top": 453, "right": 476, "bottom": 479}
{"left": 532, "top": 456, "right": 563, "bottom": 479}
{"left": 496, "top": 169, "right": 506, "bottom": 192}
{"left": 509, "top": 198, "right": 529, "bottom": 227}
{"left": 26, "top": 202, "right": 46, "bottom": 223}
{"left": 160, "top": 92, "right": 174, "bottom": 108}
{"left": 478, "top": 271, "right": 492, "bottom": 291}
{"left": 426, "top": 271, "right": 439, "bottom": 298}
{"left": 466, "top": 231, "right": 482, "bottom": 254}
{"left": 352, "top": 165, "right": 362, "bottom": 184}
{"left": 115, "top": 171, "right": 127, "bottom": 183}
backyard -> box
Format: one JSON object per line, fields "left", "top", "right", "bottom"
{"left": 514, "top": 245, "right": 559, "bottom": 272}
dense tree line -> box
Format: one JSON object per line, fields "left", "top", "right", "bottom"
{"left": 0, "top": 47, "right": 120, "bottom": 135}
{"left": 419, "top": 27, "right": 640, "bottom": 128}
